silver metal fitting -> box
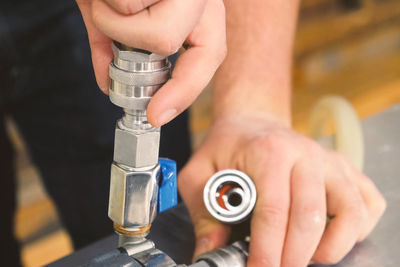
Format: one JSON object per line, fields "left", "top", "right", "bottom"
{"left": 132, "top": 248, "right": 177, "bottom": 267}
{"left": 203, "top": 170, "right": 257, "bottom": 224}
{"left": 123, "top": 238, "right": 155, "bottom": 256}
{"left": 121, "top": 239, "right": 248, "bottom": 267}
{"left": 108, "top": 42, "right": 169, "bottom": 225}
{"left": 194, "top": 241, "right": 248, "bottom": 267}
{"left": 109, "top": 42, "right": 170, "bottom": 111}
{"left": 108, "top": 163, "right": 160, "bottom": 228}
{"left": 108, "top": 42, "right": 171, "bottom": 240}
{"left": 84, "top": 238, "right": 249, "bottom": 267}
{"left": 123, "top": 238, "right": 177, "bottom": 267}
{"left": 114, "top": 120, "right": 160, "bottom": 168}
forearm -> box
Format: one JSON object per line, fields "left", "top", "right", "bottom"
{"left": 213, "top": 0, "right": 300, "bottom": 126}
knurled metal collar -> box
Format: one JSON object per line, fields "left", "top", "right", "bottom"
{"left": 109, "top": 62, "right": 170, "bottom": 87}
{"left": 109, "top": 42, "right": 171, "bottom": 109}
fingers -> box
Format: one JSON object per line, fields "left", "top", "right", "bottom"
{"left": 77, "top": 0, "right": 113, "bottom": 93}
{"left": 146, "top": 44, "right": 226, "bottom": 127}
{"left": 178, "top": 151, "right": 230, "bottom": 258}
{"left": 147, "top": 45, "right": 223, "bottom": 126}
{"left": 355, "top": 173, "right": 386, "bottom": 241}
{"left": 312, "top": 168, "right": 368, "bottom": 265}
{"left": 103, "top": 0, "right": 161, "bottom": 15}
{"left": 247, "top": 159, "right": 292, "bottom": 267}
{"left": 334, "top": 155, "right": 387, "bottom": 241}
{"left": 88, "top": 0, "right": 226, "bottom": 126}
{"left": 328, "top": 154, "right": 386, "bottom": 241}
{"left": 281, "top": 159, "right": 326, "bottom": 267}
{"left": 91, "top": 0, "right": 207, "bottom": 55}
{"left": 192, "top": 211, "right": 231, "bottom": 258}
{"left": 147, "top": 0, "right": 226, "bottom": 126}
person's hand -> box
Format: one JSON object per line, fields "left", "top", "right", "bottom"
{"left": 179, "top": 114, "right": 386, "bottom": 266}
{"left": 76, "top": 0, "right": 226, "bottom": 126}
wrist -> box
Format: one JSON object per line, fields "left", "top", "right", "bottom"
{"left": 212, "top": 83, "right": 292, "bottom": 128}
{"left": 211, "top": 108, "right": 292, "bottom": 136}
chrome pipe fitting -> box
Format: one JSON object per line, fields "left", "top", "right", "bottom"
{"left": 108, "top": 164, "right": 160, "bottom": 230}
{"left": 203, "top": 170, "right": 257, "bottom": 224}
{"left": 108, "top": 42, "right": 171, "bottom": 242}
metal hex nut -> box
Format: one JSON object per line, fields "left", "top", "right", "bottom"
{"left": 114, "top": 124, "right": 160, "bottom": 168}
{"left": 108, "top": 164, "right": 160, "bottom": 227}
{"left": 112, "top": 42, "right": 165, "bottom": 62}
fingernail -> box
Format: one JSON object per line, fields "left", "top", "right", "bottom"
{"left": 157, "top": 109, "right": 177, "bottom": 126}
{"left": 193, "top": 237, "right": 211, "bottom": 259}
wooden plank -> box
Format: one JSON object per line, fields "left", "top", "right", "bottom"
{"left": 293, "top": 79, "right": 400, "bottom": 135}
{"left": 295, "top": 0, "right": 400, "bottom": 56}
{"left": 15, "top": 198, "right": 59, "bottom": 241}
{"left": 191, "top": 21, "right": 400, "bottom": 147}
{"left": 21, "top": 230, "right": 73, "bottom": 267}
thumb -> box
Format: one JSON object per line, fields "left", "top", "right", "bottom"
{"left": 192, "top": 211, "right": 231, "bottom": 259}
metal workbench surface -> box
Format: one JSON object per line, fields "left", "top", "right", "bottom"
{"left": 50, "top": 104, "right": 400, "bottom": 267}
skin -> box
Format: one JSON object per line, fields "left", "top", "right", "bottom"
{"left": 76, "top": 0, "right": 226, "bottom": 127}
{"left": 76, "top": 1, "right": 387, "bottom": 266}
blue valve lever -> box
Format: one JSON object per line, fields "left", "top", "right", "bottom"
{"left": 158, "top": 158, "right": 178, "bottom": 213}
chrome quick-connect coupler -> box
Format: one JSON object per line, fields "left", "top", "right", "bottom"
{"left": 109, "top": 41, "right": 170, "bottom": 169}
{"left": 203, "top": 170, "right": 257, "bottom": 224}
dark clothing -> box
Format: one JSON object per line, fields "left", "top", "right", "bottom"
{"left": 0, "top": 2, "right": 191, "bottom": 266}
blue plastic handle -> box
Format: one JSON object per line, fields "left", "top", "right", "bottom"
{"left": 158, "top": 158, "right": 178, "bottom": 213}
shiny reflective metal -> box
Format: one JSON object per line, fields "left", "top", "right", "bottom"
{"left": 114, "top": 120, "right": 160, "bottom": 168}
{"left": 108, "top": 41, "right": 171, "bottom": 240}
{"left": 195, "top": 241, "right": 248, "bottom": 267}
{"left": 204, "top": 170, "right": 257, "bottom": 224}
{"left": 90, "top": 239, "right": 249, "bottom": 267}
{"left": 117, "top": 238, "right": 177, "bottom": 267}
{"left": 134, "top": 248, "right": 177, "bottom": 267}
{"left": 123, "top": 238, "right": 155, "bottom": 255}
{"left": 109, "top": 41, "right": 170, "bottom": 111}
{"left": 108, "top": 164, "right": 160, "bottom": 229}
{"left": 50, "top": 105, "right": 400, "bottom": 267}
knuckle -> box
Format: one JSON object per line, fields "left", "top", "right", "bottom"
{"left": 251, "top": 135, "right": 285, "bottom": 153}
{"left": 297, "top": 204, "right": 325, "bottom": 231}
{"left": 113, "top": 0, "right": 144, "bottom": 15}
{"left": 331, "top": 151, "right": 348, "bottom": 163}
{"left": 91, "top": 3, "right": 102, "bottom": 27}
{"left": 348, "top": 202, "right": 368, "bottom": 223}
{"left": 315, "top": 249, "right": 344, "bottom": 265}
{"left": 334, "top": 153, "right": 354, "bottom": 175}
{"left": 247, "top": 136, "right": 290, "bottom": 163}
{"left": 359, "top": 204, "right": 369, "bottom": 221}
{"left": 216, "top": 42, "right": 227, "bottom": 63}
{"left": 256, "top": 204, "right": 288, "bottom": 228}
{"left": 370, "top": 194, "right": 387, "bottom": 218}
{"left": 248, "top": 256, "right": 277, "bottom": 267}
{"left": 156, "top": 36, "right": 182, "bottom": 56}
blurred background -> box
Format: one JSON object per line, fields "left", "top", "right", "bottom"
{"left": 9, "top": 0, "right": 400, "bottom": 266}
